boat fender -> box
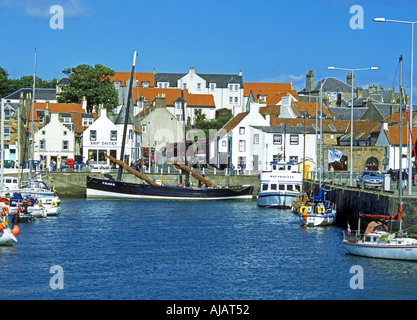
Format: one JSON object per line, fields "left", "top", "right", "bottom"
{"left": 317, "top": 206, "right": 325, "bottom": 214}
{"left": 300, "top": 206, "right": 308, "bottom": 214}
{"left": 303, "top": 212, "right": 308, "bottom": 221}
{"left": 2, "top": 215, "right": 8, "bottom": 227}
{"left": 11, "top": 225, "right": 20, "bottom": 236}
{"left": 0, "top": 223, "right": 3, "bottom": 232}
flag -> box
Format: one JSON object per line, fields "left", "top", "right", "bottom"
{"left": 328, "top": 149, "right": 343, "bottom": 164}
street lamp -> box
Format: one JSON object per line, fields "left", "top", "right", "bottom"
{"left": 326, "top": 66, "right": 379, "bottom": 186}
{"left": 373, "top": 17, "right": 416, "bottom": 194}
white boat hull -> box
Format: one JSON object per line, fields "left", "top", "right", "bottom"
{"left": 44, "top": 205, "right": 61, "bottom": 216}
{"left": 0, "top": 228, "right": 17, "bottom": 246}
{"left": 298, "top": 213, "right": 336, "bottom": 227}
{"left": 257, "top": 192, "right": 298, "bottom": 208}
{"left": 342, "top": 241, "right": 417, "bottom": 260}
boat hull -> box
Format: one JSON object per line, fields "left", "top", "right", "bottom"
{"left": 0, "top": 228, "right": 17, "bottom": 246}
{"left": 342, "top": 241, "right": 417, "bottom": 261}
{"left": 86, "top": 177, "right": 254, "bottom": 200}
{"left": 257, "top": 192, "right": 298, "bottom": 208}
{"left": 298, "top": 213, "right": 336, "bottom": 227}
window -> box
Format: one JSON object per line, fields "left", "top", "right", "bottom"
{"left": 90, "top": 130, "right": 97, "bottom": 141}
{"left": 63, "top": 140, "right": 69, "bottom": 150}
{"left": 229, "top": 97, "right": 233, "bottom": 103}
{"left": 234, "top": 97, "right": 238, "bottom": 103}
{"left": 42, "top": 130, "right": 46, "bottom": 135}
{"left": 290, "top": 135, "right": 299, "bottom": 145}
{"left": 222, "top": 140, "right": 226, "bottom": 147}
{"left": 40, "top": 139, "right": 46, "bottom": 150}
{"left": 229, "top": 84, "right": 233, "bottom": 91}
{"left": 197, "top": 83, "right": 201, "bottom": 89}
{"left": 279, "top": 185, "right": 285, "bottom": 191}
{"left": 262, "top": 184, "right": 268, "bottom": 191}
{"left": 210, "top": 83, "right": 215, "bottom": 90}
{"left": 142, "top": 81, "right": 150, "bottom": 88}
{"left": 239, "top": 127, "right": 245, "bottom": 135}
{"left": 289, "top": 156, "right": 298, "bottom": 163}
{"left": 183, "top": 83, "right": 187, "bottom": 89}
{"left": 235, "top": 84, "right": 239, "bottom": 91}
{"left": 239, "top": 140, "right": 246, "bottom": 152}
{"left": 114, "top": 81, "right": 121, "bottom": 89}
{"left": 273, "top": 134, "right": 282, "bottom": 145}
{"left": 253, "top": 134, "right": 259, "bottom": 144}
{"left": 287, "top": 185, "right": 293, "bottom": 191}
{"left": 110, "top": 130, "right": 117, "bottom": 141}
{"left": 271, "top": 184, "right": 277, "bottom": 190}
{"left": 63, "top": 131, "right": 67, "bottom": 136}
{"left": 141, "top": 124, "right": 147, "bottom": 133}
{"left": 82, "top": 118, "right": 93, "bottom": 126}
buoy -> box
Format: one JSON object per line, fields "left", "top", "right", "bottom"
{"left": 11, "top": 225, "right": 20, "bottom": 236}
{"left": 0, "top": 223, "right": 4, "bottom": 232}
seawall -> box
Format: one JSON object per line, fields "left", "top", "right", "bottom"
{"left": 304, "top": 180, "right": 417, "bottom": 234}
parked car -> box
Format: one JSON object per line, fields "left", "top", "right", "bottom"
{"left": 356, "top": 170, "right": 384, "bottom": 189}
{"left": 73, "top": 161, "right": 87, "bottom": 169}
{"left": 1, "top": 160, "right": 15, "bottom": 168}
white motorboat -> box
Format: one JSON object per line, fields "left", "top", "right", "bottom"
{"left": 257, "top": 162, "right": 302, "bottom": 208}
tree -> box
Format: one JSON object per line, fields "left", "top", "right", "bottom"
{"left": 193, "top": 109, "right": 232, "bottom": 139}
{"left": 0, "top": 67, "right": 9, "bottom": 98}
{"left": 58, "top": 64, "right": 118, "bottom": 113}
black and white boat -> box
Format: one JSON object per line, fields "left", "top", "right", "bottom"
{"left": 86, "top": 51, "right": 254, "bottom": 201}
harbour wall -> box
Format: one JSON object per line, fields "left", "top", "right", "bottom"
{"left": 304, "top": 180, "right": 417, "bottom": 234}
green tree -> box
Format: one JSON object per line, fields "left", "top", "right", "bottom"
{"left": 0, "top": 67, "right": 9, "bottom": 98}
{"left": 193, "top": 109, "right": 232, "bottom": 139}
{"left": 58, "top": 64, "right": 118, "bottom": 113}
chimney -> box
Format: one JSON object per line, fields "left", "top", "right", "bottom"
{"left": 100, "top": 108, "right": 107, "bottom": 118}
{"left": 155, "top": 94, "right": 166, "bottom": 109}
{"left": 82, "top": 96, "right": 87, "bottom": 111}
{"left": 239, "top": 70, "right": 242, "bottom": 77}
{"left": 347, "top": 72, "right": 354, "bottom": 87}
{"left": 306, "top": 70, "right": 314, "bottom": 92}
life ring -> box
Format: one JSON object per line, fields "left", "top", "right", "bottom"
{"left": 317, "top": 206, "right": 325, "bottom": 214}
{"left": 51, "top": 201, "right": 58, "bottom": 207}
{"left": 1, "top": 207, "right": 9, "bottom": 215}
{"left": 299, "top": 206, "right": 308, "bottom": 214}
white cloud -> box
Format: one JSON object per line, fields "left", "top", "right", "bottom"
{"left": 0, "top": 0, "right": 92, "bottom": 18}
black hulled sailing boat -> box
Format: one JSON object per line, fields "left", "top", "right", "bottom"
{"left": 86, "top": 52, "right": 254, "bottom": 200}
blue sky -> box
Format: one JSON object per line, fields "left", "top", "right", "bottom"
{"left": 0, "top": 0, "right": 416, "bottom": 97}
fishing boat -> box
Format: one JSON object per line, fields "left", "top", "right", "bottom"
{"left": 295, "top": 187, "right": 337, "bottom": 227}
{"left": 341, "top": 56, "right": 417, "bottom": 260}
{"left": 87, "top": 156, "right": 254, "bottom": 200}
{"left": 257, "top": 161, "right": 302, "bottom": 208}
{"left": 86, "top": 51, "right": 254, "bottom": 201}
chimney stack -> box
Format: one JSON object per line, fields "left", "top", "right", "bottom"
{"left": 306, "top": 70, "right": 314, "bottom": 92}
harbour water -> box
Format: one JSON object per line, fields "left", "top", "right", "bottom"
{"left": 1, "top": 198, "right": 417, "bottom": 300}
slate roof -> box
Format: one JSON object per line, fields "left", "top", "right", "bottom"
{"left": 252, "top": 125, "right": 316, "bottom": 134}
{"left": 115, "top": 104, "right": 134, "bottom": 125}
{"left": 299, "top": 77, "right": 354, "bottom": 94}
{"left": 4, "top": 88, "right": 57, "bottom": 101}
{"left": 328, "top": 107, "right": 367, "bottom": 120}
{"left": 155, "top": 72, "right": 243, "bottom": 88}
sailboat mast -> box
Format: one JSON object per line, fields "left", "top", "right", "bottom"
{"left": 399, "top": 55, "right": 403, "bottom": 204}
{"left": 181, "top": 89, "right": 189, "bottom": 185}
{"left": 29, "top": 48, "right": 38, "bottom": 181}
{"left": 117, "top": 51, "right": 137, "bottom": 181}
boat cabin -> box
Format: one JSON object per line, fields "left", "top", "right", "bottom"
{"left": 259, "top": 162, "right": 302, "bottom": 194}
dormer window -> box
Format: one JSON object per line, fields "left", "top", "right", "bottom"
{"left": 114, "top": 81, "right": 121, "bottom": 89}
{"left": 210, "top": 83, "right": 216, "bottom": 91}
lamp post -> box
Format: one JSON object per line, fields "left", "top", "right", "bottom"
{"left": 373, "top": 17, "right": 416, "bottom": 195}
{"left": 326, "top": 66, "right": 379, "bottom": 186}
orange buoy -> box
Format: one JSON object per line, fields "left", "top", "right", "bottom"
{"left": 0, "top": 223, "right": 4, "bottom": 232}
{"left": 11, "top": 225, "right": 20, "bottom": 236}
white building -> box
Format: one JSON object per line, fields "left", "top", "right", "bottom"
{"left": 82, "top": 108, "right": 140, "bottom": 167}
{"left": 155, "top": 67, "right": 244, "bottom": 117}
{"left": 34, "top": 113, "right": 75, "bottom": 169}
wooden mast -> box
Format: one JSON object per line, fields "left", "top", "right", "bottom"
{"left": 169, "top": 160, "right": 218, "bottom": 188}
{"left": 117, "top": 51, "right": 137, "bottom": 181}
{"left": 107, "top": 155, "right": 158, "bottom": 186}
